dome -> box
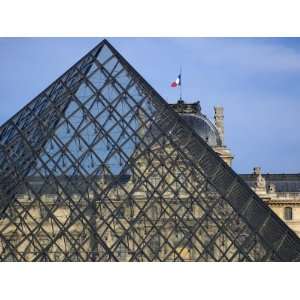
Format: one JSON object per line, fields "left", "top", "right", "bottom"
{"left": 169, "top": 100, "right": 222, "bottom": 147}
{"left": 180, "top": 113, "right": 222, "bottom": 147}
{"left": 144, "top": 100, "right": 222, "bottom": 148}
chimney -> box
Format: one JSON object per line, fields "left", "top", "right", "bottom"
{"left": 214, "top": 106, "right": 224, "bottom": 145}
{"left": 253, "top": 167, "right": 261, "bottom": 175}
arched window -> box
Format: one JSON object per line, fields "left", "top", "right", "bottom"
{"left": 40, "top": 205, "right": 49, "bottom": 220}
{"left": 116, "top": 205, "right": 125, "bottom": 219}
{"left": 284, "top": 207, "right": 293, "bottom": 220}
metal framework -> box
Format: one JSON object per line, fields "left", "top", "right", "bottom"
{"left": 0, "top": 39, "right": 300, "bottom": 261}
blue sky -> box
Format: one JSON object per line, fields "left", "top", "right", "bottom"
{"left": 0, "top": 37, "right": 299, "bottom": 174}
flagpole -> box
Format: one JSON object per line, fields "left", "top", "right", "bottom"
{"left": 180, "top": 65, "right": 182, "bottom": 100}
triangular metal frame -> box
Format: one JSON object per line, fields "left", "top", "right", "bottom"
{"left": 0, "top": 39, "right": 299, "bottom": 261}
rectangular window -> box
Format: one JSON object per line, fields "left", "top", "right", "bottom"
{"left": 116, "top": 243, "right": 127, "bottom": 261}
{"left": 284, "top": 207, "right": 293, "bottom": 220}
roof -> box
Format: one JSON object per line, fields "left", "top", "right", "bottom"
{"left": 240, "top": 174, "right": 300, "bottom": 192}
{"left": 180, "top": 113, "right": 222, "bottom": 147}
{"left": 169, "top": 100, "right": 222, "bottom": 147}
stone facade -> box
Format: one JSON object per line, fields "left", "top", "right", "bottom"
{"left": 0, "top": 98, "right": 298, "bottom": 261}
{"left": 171, "top": 100, "right": 300, "bottom": 238}
{"left": 241, "top": 169, "right": 300, "bottom": 237}
{"left": 0, "top": 142, "right": 249, "bottom": 262}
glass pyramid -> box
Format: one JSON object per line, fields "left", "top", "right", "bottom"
{"left": 0, "top": 39, "right": 299, "bottom": 261}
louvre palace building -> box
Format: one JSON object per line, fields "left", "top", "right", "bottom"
{"left": 0, "top": 39, "right": 300, "bottom": 262}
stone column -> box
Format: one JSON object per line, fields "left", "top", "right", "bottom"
{"left": 214, "top": 106, "right": 224, "bottom": 146}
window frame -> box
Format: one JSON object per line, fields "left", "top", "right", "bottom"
{"left": 284, "top": 207, "right": 293, "bottom": 221}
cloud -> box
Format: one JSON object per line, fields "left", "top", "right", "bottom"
{"left": 172, "top": 38, "right": 300, "bottom": 73}
{"left": 1, "top": 38, "right": 299, "bottom": 173}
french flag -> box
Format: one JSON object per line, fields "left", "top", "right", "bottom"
{"left": 171, "top": 74, "right": 181, "bottom": 88}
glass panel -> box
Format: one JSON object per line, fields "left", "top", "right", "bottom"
{"left": 0, "top": 40, "right": 299, "bottom": 262}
